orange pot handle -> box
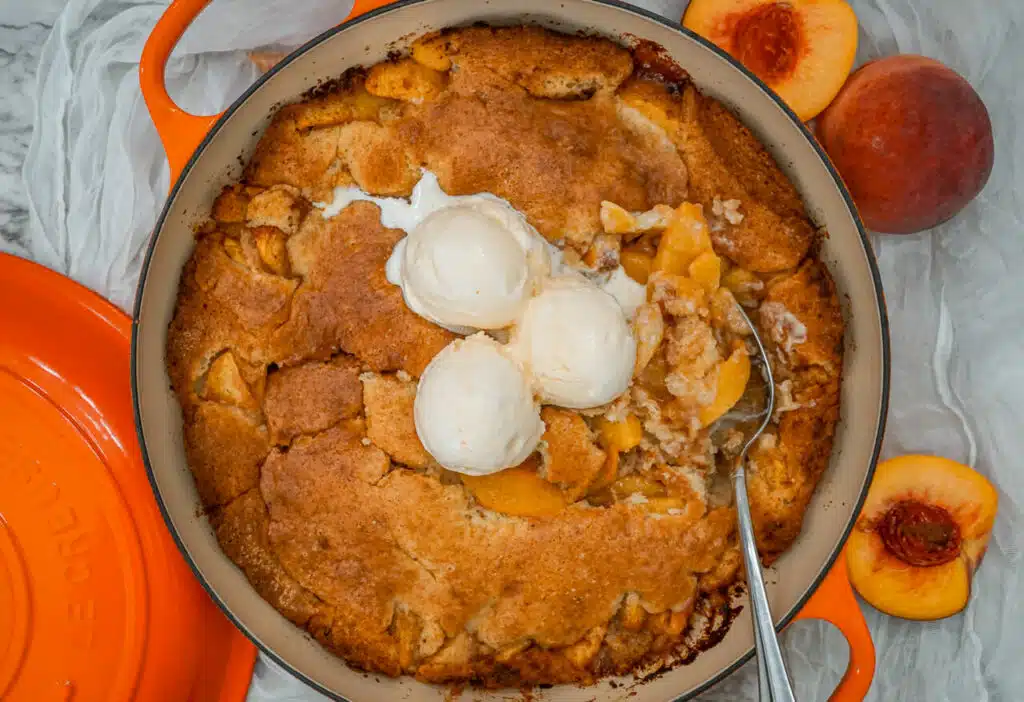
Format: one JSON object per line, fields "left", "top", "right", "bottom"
{"left": 140, "top": 0, "right": 396, "bottom": 187}
{"left": 347, "top": 0, "right": 399, "bottom": 20}
{"left": 791, "top": 547, "right": 876, "bottom": 701}
{"left": 139, "top": 0, "right": 220, "bottom": 187}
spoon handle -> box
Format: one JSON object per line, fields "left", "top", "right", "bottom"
{"left": 734, "top": 460, "right": 797, "bottom": 702}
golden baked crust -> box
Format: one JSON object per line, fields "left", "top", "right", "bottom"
{"left": 361, "top": 371, "right": 432, "bottom": 469}
{"left": 540, "top": 407, "right": 607, "bottom": 500}
{"left": 167, "top": 25, "right": 842, "bottom": 687}
{"left": 263, "top": 356, "right": 362, "bottom": 444}
{"left": 395, "top": 86, "right": 689, "bottom": 251}
{"left": 273, "top": 202, "right": 454, "bottom": 375}
{"left": 749, "top": 261, "right": 844, "bottom": 559}
{"left": 414, "top": 26, "right": 633, "bottom": 99}
{"left": 616, "top": 78, "right": 815, "bottom": 272}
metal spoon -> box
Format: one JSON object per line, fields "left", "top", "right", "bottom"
{"left": 716, "top": 304, "right": 797, "bottom": 702}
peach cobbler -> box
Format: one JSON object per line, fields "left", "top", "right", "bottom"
{"left": 167, "top": 26, "right": 843, "bottom": 687}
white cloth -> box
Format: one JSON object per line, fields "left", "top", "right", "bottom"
{"left": 18, "top": 1, "right": 1023, "bottom": 700}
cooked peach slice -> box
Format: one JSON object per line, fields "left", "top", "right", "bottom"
{"left": 600, "top": 201, "right": 637, "bottom": 234}
{"left": 561, "top": 625, "right": 606, "bottom": 668}
{"left": 593, "top": 457, "right": 622, "bottom": 494}
{"left": 252, "top": 227, "right": 290, "bottom": 276}
{"left": 652, "top": 203, "right": 712, "bottom": 275}
{"left": 618, "top": 78, "right": 683, "bottom": 137}
{"left": 619, "top": 594, "right": 648, "bottom": 631}
{"left": 410, "top": 32, "right": 453, "bottom": 72}
{"left": 590, "top": 448, "right": 620, "bottom": 493}
{"left": 222, "top": 237, "right": 249, "bottom": 268}
{"left": 602, "top": 475, "right": 704, "bottom": 519}
{"left": 366, "top": 58, "right": 446, "bottom": 103}
{"left": 621, "top": 249, "right": 654, "bottom": 284}
{"left": 610, "top": 474, "right": 666, "bottom": 500}
{"left": 246, "top": 186, "right": 303, "bottom": 235}
{"left": 591, "top": 414, "right": 644, "bottom": 493}
{"left": 588, "top": 471, "right": 661, "bottom": 506}
{"left": 640, "top": 496, "right": 690, "bottom": 514}
{"left": 201, "top": 351, "right": 257, "bottom": 409}
{"left": 632, "top": 302, "right": 665, "bottom": 377}
{"left": 847, "top": 455, "right": 999, "bottom": 620}
{"left": 583, "top": 233, "right": 622, "bottom": 270}
{"left": 600, "top": 201, "right": 675, "bottom": 237}
{"left": 722, "top": 266, "right": 765, "bottom": 306}
{"left": 291, "top": 77, "right": 395, "bottom": 131}
{"left": 688, "top": 251, "right": 722, "bottom": 293}
{"left": 683, "top": 0, "right": 858, "bottom": 121}
{"left": 649, "top": 608, "right": 692, "bottom": 638}
{"left": 648, "top": 272, "right": 709, "bottom": 318}
{"left": 462, "top": 457, "right": 566, "bottom": 517}
{"left": 633, "top": 205, "right": 676, "bottom": 233}
{"left": 698, "top": 347, "right": 751, "bottom": 427}
{"left": 652, "top": 242, "right": 688, "bottom": 277}
{"left": 595, "top": 414, "right": 644, "bottom": 453}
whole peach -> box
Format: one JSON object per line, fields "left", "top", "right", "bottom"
{"left": 817, "top": 55, "right": 994, "bottom": 234}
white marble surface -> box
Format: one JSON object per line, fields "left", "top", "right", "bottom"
{"left": 0, "top": 0, "right": 72, "bottom": 255}
{"left": 0, "top": 17, "right": 49, "bottom": 253}
{"left": 3, "top": 1, "right": 1023, "bottom": 701}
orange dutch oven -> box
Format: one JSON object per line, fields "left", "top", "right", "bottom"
{"left": 132, "top": 0, "right": 890, "bottom": 700}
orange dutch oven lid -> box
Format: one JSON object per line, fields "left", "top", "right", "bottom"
{"left": 0, "top": 253, "right": 256, "bottom": 702}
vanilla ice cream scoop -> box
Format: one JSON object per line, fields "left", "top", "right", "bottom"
{"left": 389, "top": 198, "right": 549, "bottom": 331}
{"left": 511, "top": 276, "right": 636, "bottom": 409}
{"left": 414, "top": 333, "right": 544, "bottom": 475}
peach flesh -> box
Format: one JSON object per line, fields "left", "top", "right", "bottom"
{"left": 847, "top": 455, "right": 999, "bottom": 620}
{"left": 817, "top": 55, "right": 994, "bottom": 234}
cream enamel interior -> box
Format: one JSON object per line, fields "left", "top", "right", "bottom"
{"left": 133, "top": 1, "right": 887, "bottom": 699}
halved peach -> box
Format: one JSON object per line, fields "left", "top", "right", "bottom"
{"left": 461, "top": 457, "right": 566, "bottom": 517}
{"left": 847, "top": 455, "right": 999, "bottom": 620}
{"left": 698, "top": 347, "right": 751, "bottom": 427}
{"left": 683, "top": 0, "right": 858, "bottom": 121}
